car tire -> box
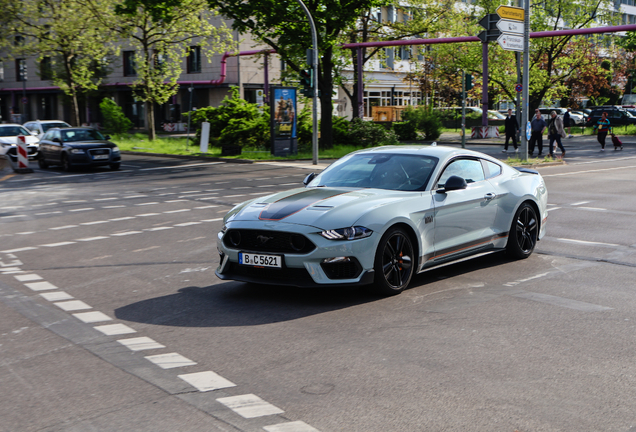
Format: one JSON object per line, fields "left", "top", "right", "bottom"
{"left": 61, "top": 154, "right": 73, "bottom": 172}
{"left": 110, "top": 163, "right": 120, "bottom": 170}
{"left": 373, "top": 226, "right": 414, "bottom": 296}
{"left": 38, "top": 154, "right": 48, "bottom": 169}
{"left": 506, "top": 202, "right": 538, "bottom": 259}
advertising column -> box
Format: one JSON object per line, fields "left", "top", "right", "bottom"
{"left": 270, "top": 86, "right": 298, "bottom": 157}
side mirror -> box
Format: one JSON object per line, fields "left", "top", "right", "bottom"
{"left": 303, "top": 172, "right": 316, "bottom": 186}
{"left": 104, "top": 135, "right": 111, "bottom": 140}
{"left": 52, "top": 137, "right": 61, "bottom": 143}
{"left": 436, "top": 175, "right": 467, "bottom": 193}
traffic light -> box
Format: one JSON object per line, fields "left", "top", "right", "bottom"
{"left": 19, "top": 60, "right": 27, "bottom": 81}
{"left": 299, "top": 69, "right": 313, "bottom": 97}
{"left": 465, "top": 74, "right": 473, "bottom": 91}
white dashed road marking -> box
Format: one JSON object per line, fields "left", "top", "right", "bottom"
{"left": 24, "top": 281, "right": 58, "bottom": 291}
{"left": 14, "top": 274, "right": 42, "bottom": 282}
{"left": 77, "top": 236, "right": 109, "bottom": 242}
{"left": 264, "top": 421, "right": 321, "bottom": 432}
{"left": 145, "top": 352, "right": 197, "bottom": 369}
{"left": 73, "top": 311, "right": 112, "bottom": 323}
{"left": 39, "top": 291, "right": 74, "bottom": 301}
{"left": 93, "top": 323, "right": 137, "bottom": 335}
{"left": 49, "top": 225, "right": 78, "bottom": 230}
{"left": 216, "top": 394, "right": 284, "bottom": 418}
{"left": 0, "top": 247, "right": 37, "bottom": 253}
{"left": 111, "top": 231, "right": 142, "bottom": 236}
{"left": 117, "top": 336, "right": 165, "bottom": 351}
{"left": 178, "top": 371, "right": 236, "bottom": 392}
{"left": 54, "top": 300, "right": 92, "bottom": 311}
{"left": 42, "top": 242, "right": 76, "bottom": 247}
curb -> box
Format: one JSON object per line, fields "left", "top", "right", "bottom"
{"left": 120, "top": 151, "right": 253, "bottom": 164}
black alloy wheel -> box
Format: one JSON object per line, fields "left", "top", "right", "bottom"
{"left": 38, "top": 154, "right": 48, "bottom": 169}
{"left": 373, "top": 227, "right": 414, "bottom": 295}
{"left": 61, "top": 154, "right": 73, "bottom": 172}
{"left": 507, "top": 202, "right": 538, "bottom": 259}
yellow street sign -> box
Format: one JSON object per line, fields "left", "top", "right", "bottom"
{"left": 496, "top": 5, "right": 524, "bottom": 21}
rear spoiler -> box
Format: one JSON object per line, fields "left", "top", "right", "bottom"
{"left": 514, "top": 167, "right": 539, "bottom": 175}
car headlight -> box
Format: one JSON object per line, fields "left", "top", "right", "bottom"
{"left": 70, "top": 148, "right": 85, "bottom": 154}
{"left": 321, "top": 226, "right": 373, "bottom": 241}
{"left": 112, "top": 146, "right": 120, "bottom": 153}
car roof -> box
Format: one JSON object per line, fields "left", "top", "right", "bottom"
{"left": 0, "top": 124, "right": 26, "bottom": 128}
{"left": 347, "top": 145, "right": 501, "bottom": 164}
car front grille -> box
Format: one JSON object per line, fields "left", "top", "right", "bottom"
{"left": 223, "top": 229, "right": 316, "bottom": 254}
{"left": 6, "top": 146, "right": 37, "bottom": 156}
{"left": 88, "top": 148, "right": 110, "bottom": 156}
{"left": 321, "top": 258, "right": 363, "bottom": 280}
{"left": 227, "top": 262, "right": 315, "bottom": 285}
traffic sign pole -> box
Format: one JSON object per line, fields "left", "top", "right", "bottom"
{"left": 521, "top": 0, "right": 530, "bottom": 162}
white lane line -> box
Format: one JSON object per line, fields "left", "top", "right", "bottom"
{"left": 166, "top": 199, "right": 189, "bottom": 203}
{"left": 14, "top": 274, "right": 42, "bottom": 282}
{"left": 133, "top": 246, "right": 160, "bottom": 253}
{"left": 42, "top": 242, "right": 76, "bottom": 247}
{"left": 175, "top": 222, "right": 202, "bottom": 227}
{"left": 546, "top": 207, "right": 561, "bottom": 212}
{"left": 73, "top": 311, "right": 112, "bottom": 323}
{"left": 54, "top": 300, "right": 92, "bottom": 312}
{"left": 249, "top": 192, "right": 270, "bottom": 195}
{"left": 80, "top": 220, "right": 110, "bottom": 225}
{"left": 145, "top": 227, "right": 173, "bottom": 231}
{"left": 63, "top": 200, "right": 87, "bottom": 203}
{"left": 111, "top": 231, "right": 142, "bottom": 236}
{"left": 110, "top": 217, "right": 136, "bottom": 221}
{"left": 103, "top": 205, "right": 126, "bottom": 209}
{"left": 150, "top": 187, "right": 168, "bottom": 191}
{"left": 1, "top": 247, "right": 37, "bottom": 253}
{"left": 257, "top": 184, "right": 275, "bottom": 188}
{"left": 135, "top": 202, "right": 160, "bottom": 206}
{"left": 1, "top": 215, "right": 28, "bottom": 219}
{"left": 553, "top": 237, "right": 620, "bottom": 247}
{"left": 93, "top": 323, "right": 136, "bottom": 335}
{"left": 140, "top": 162, "right": 224, "bottom": 171}
{"left": 196, "top": 197, "right": 218, "bottom": 200}
{"left": 205, "top": 189, "right": 222, "bottom": 192}
{"left": 231, "top": 187, "right": 250, "bottom": 190}
{"left": 194, "top": 205, "right": 218, "bottom": 209}
{"left": 69, "top": 208, "right": 94, "bottom": 212}
{"left": 178, "top": 371, "right": 236, "bottom": 392}
{"left": 512, "top": 291, "right": 613, "bottom": 312}
{"left": 49, "top": 225, "right": 78, "bottom": 230}
{"left": 201, "top": 218, "right": 223, "bottom": 222}
{"left": 164, "top": 209, "right": 190, "bottom": 213}
{"left": 577, "top": 207, "right": 607, "bottom": 212}
{"left": 76, "top": 236, "right": 109, "bottom": 242}
{"left": 145, "top": 353, "right": 197, "bottom": 369}
{"left": 24, "top": 281, "right": 58, "bottom": 291}
{"left": 157, "top": 192, "right": 177, "bottom": 196}
{"left": 117, "top": 337, "right": 165, "bottom": 351}
{"left": 16, "top": 232, "right": 36, "bottom": 235}
{"left": 216, "top": 394, "right": 284, "bottom": 418}
{"left": 279, "top": 183, "right": 299, "bottom": 186}
{"left": 214, "top": 181, "right": 230, "bottom": 184}
{"left": 571, "top": 201, "right": 590, "bottom": 206}
{"left": 225, "top": 194, "right": 246, "bottom": 198}
{"left": 264, "top": 421, "right": 320, "bottom": 432}
{"left": 123, "top": 195, "right": 148, "bottom": 199}
{"left": 542, "top": 164, "right": 636, "bottom": 177}
{"left": 94, "top": 197, "right": 118, "bottom": 201}
{"left": 180, "top": 190, "right": 202, "bottom": 194}
{"left": 136, "top": 213, "right": 160, "bottom": 217}
{"left": 36, "top": 211, "right": 62, "bottom": 215}
{"left": 39, "top": 291, "right": 74, "bottom": 301}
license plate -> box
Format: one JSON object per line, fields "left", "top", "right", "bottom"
{"left": 239, "top": 252, "right": 282, "bottom": 268}
{"left": 93, "top": 154, "right": 109, "bottom": 160}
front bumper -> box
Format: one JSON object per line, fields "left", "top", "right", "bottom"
{"left": 215, "top": 220, "right": 379, "bottom": 287}
{"left": 5, "top": 145, "right": 39, "bottom": 161}
{"left": 68, "top": 152, "right": 121, "bottom": 166}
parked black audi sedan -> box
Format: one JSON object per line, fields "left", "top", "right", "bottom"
{"left": 38, "top": 127, "right": 121, "bottom": 171}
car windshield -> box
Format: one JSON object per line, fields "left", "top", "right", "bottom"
{"left": 43, "top": 122, "right": 70, "bottom": 132}
{"left": 309, "top": 153, "right": 438, "bottom": 191}
{"left": 0, "top": 126, "right": 30, "bottom": 137}
{"left": 61, "top": 129, "right": 105, "bottom": 142}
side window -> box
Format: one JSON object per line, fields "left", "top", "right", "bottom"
{"left": 437, "top": 159, "right": 485, "bottom": 187}
{"left": 53, "top": 130, "right": 61, "bottom": 142}
{"left": 42, "top": 130, "right": 54, "bottom": 141}
{"left": 24, "top": 122, "right": 34, "bottom": 131}
{"left": 484, "top": 160, "right": 502, "bottom": 179}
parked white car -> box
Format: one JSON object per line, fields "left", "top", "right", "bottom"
{"left": 23, "top": 120, "right": 71, "bottom": 139}
{"left": 0, "top": 124, "right": 40, "bottom": 161}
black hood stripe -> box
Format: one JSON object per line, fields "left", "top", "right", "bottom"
{"left": 259, "top": 189, "right": 348, "bottom": 221}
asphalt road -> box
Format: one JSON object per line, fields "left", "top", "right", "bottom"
{"left": 1, "top": 138, "right": 636, "bottom": 432}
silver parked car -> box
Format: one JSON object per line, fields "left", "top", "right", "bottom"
{"left": 216, "top": 146, "right": 548, "bottom": 295}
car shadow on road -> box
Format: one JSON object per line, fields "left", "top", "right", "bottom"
{"left": 115, "top": 252, "right": 515, "bottom": 328}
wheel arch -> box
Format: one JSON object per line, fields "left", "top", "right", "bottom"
{"left": 384, "top": 221, "right": 420, "bottom": 267}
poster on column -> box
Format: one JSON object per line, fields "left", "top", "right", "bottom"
{"left": 272, "top": 87, "right": 297, "bottom": 139}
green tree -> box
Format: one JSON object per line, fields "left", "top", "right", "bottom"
{"left": 86, "top": 0, "right": 234, "bottom": 140}
{"left": 205, "top": 0, "right": 379, "bottom": 149}
{"left": 100, "top": 98, "right": 134, "bottom": 134}
{"left": 0, "top": 0, "right": 117, "bottom": 126}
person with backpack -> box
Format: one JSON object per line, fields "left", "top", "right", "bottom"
{"left": 548, "top": 110, "right": 566, "bottom": 158}
{"left": 593, "top": 112, "right": 611, "bottom": 151}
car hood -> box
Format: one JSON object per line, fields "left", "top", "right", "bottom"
{"left": 65, "top": 140, "right": 116, "bottom": 148}
{"left": 226, "top": 187, "right": 412, "bottom": 229}
{"left": 0, "top": 135, "right": 39, "bottom": 146}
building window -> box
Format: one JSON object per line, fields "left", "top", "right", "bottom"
{"left": 16, "top": 59, "right": 27, "bottom": 82}
{"left": 123, "top": 51, "right": 136, "bottom": 76}
{"left": 40, "top": 57, "right": 53, "bottom": 80}
{"left": 187, "top": 46, "right": 201, "bottom": 73}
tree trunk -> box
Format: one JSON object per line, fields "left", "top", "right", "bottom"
{"left": 319, "top": 46, "right": 335, "bottom": 149}
{"left": 146, "top": 101, "right": 156, "bottom": 141}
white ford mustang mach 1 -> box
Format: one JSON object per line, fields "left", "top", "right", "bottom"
{"left": 216, "top": 145, "right": 548, "bottom": 295}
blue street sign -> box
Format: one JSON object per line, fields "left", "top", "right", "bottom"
{"left": 526, "top": 121, "right": 531, "bottom": 140}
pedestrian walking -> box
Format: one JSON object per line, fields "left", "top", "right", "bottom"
{"left": 593, "top": 112, "right": 611, "bottom": 151}
{"left": 503, "top": 108, "right": 519, "bottom": 152}
{"left": 564, "top": 108, "right": 573, "bottom": 138}
{"left": 610, "top": 133, "right": 623, "bottom": 151}
{"left": 548, "top": 110, "right": 566, "bottom": 158}
{"left": 528, "top": 109, "right": 547, "bottom": 156}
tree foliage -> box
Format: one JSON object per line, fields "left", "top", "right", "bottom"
{"left": 0, "top": 0, "right": 117, "bottom": 126}
{"left": 100, "top": 98, "right": 134, "bottom": 134}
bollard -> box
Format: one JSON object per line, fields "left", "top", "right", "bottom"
{"left": 200, "top": 122, "right": 210, "bottom": 154}
{"left": 13, "top": 136, "right": 34, "bottom": 174}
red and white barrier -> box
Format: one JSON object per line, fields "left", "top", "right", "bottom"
{"left": 17, "top": 135, "right": 29, "bottom": 169}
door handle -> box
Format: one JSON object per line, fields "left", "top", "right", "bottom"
{"left": 484, "top": 193, "right": 496, "bottom": 200}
